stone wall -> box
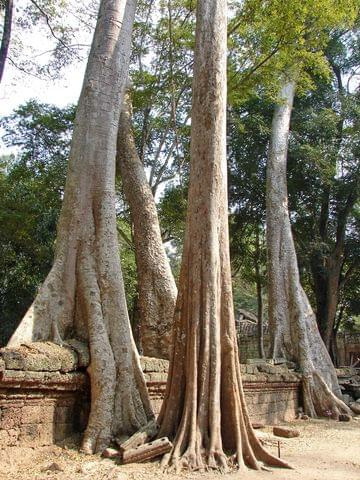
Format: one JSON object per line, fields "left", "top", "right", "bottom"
{"left": 236, "top": 317, "right": 360, "bottom": 367}
{"left": 336, "top": 333, "right": 360, "bottom": 366}
{"left": 0, "top": 369, "right": 89, "bottom": 447}
{"left": 238, "top": 334, "right": 271, "bottom": 363}
{"left": 141, "top": 357, "right": 301, "bottom": 423}
{"left": 240, "top": 364, "right": 301, "bottom": 424}
{"left": 0, "top": 342, "right": 301, "bottom": 448}
{"left": 236, "top": 318, "right": 271, "bottom": 362}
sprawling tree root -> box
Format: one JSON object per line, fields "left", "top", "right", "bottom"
{"left": 8, "top": 0, "right": 155, "bottom": 454}
{"left": 303, "top": 371, "right": 352, "bottom": 419}
{"left": 157, "top": 298, "right": 292, "bottom": 472}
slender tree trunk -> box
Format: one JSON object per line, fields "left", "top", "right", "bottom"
{"left": 0, "top": 0, "right": 13, "bottom": 82}
{"left": 323, "top": 248, "right": 343, "bottom": 350}
{"left": 266, "top": 78, "right": 350, "bottom": 419}
{"left": 130, "top": 295, "right": 142, "bottom": 352}
{"left": 117, "top": 92, "right": 177, "bottom": 360}
{"left": 330, "top": 304, "right": 345, "bottom": 366}
{"left": 255, "top": 227, "right": 265, "bottom": 359}
{"left": 8, "top": 0, "right": 154, "bottom": 453}
{"left": 157, "top": 0, "right": 290, "bottom": 472}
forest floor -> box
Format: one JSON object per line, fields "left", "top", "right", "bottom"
{"left": 0, "top": 418, "right": 359, "bottom": 480}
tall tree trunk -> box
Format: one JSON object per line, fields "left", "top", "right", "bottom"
{"left": 0, "top": 0, "right": 13, "bottom": 82}
{"left": 266, "top": 78, "right": 350, "bottom": 419}
{"left": 255, "top": 227, "right": 265, "bottom": 359}
{"left": 157, "top": 0, "right": 290, "bottom": 472}
{"left": 323, "top": 246, "right": 343, "bottom": 350}
{"left": 117, "top": 92, "right": 177, "bottom": 360}
{"left": 8, "top": 0, "right": 154, "bottom": 453}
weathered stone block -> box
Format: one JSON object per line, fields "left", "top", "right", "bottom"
{"left": 0, "top": 342, "right": 86, "bottom": 373}
{"left": 30, "top": 342, "right": 78, "bottom": 373}
{"left": 21, "top": 405, "right": 43, "bottom": 424}
{"left": 1, "top": 348, "right": 57, "bottom": 372}
{"left": 273, "top": 426, "right": 300, "bottom": 438}
{"left": 252, "top": 422, "right": 265, "bottom": 429}
{"left": 140, "top": 356, "right": 169, "bottom": 373}
{"left": 19, "top": 424, "right": 40, "bottom": 446}
{"left": 245, "top": 365, "right": 259, "bottom": 374}
{"left": 38, "top": 423, "right": 54, "bottom": 445}
{"left": 246, "top": 359, "right": 268, "bottom": 366}
{"left": 0, "top": 428, "right": 18, "bottom": 447}
{"left": 146, "top": 372, "right": 168, "bottom": 383}
{"left": 0, "top": 406, "right": 19, "bottom": 429}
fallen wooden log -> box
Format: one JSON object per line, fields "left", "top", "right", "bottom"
{"left": 119, "top": 419, "right": 159, "bottom": 451}
{"left": 121, "top": 437, "right": 172, "bottom": 464}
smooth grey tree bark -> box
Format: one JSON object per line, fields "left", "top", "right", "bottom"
{"left": 117, "top": 91, "right": 177, "bottom": 360}
{"left": 266, "top": 78, "right": 351, "bottom": 419}
{"left": 8, "top": 0, "right": 154, "bottom": 453}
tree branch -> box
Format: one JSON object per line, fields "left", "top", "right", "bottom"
{"left": 0, "top": 0, "right": 13, "bottom": 82}
{"left": 29, "top": 0, "right": 70, "bottom": 50}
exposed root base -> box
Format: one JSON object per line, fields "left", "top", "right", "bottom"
{"left": 160, "top": 450, "right": 230, "bottom": 474}
{"left": 303, "top": 372, "right": 353, "bottom": 420}
{"left": 160, "top": 446, "right": 292, "bottom": 474}
{"left": 80, "top": 427, "right": 111, "bottom": 455}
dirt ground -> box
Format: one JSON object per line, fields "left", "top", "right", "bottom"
{"left": 0, "top": 419, "right": 359, "bottom": 480}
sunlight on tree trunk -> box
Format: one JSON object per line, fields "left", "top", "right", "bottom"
{"left": 8, "top": 0, "right": 154, "bottom": 453}
{"left": 266, "top": 78, "right": 351, "bottom": 419}
{"left": 157, "top": 0, "right": 291, "bottom": 472}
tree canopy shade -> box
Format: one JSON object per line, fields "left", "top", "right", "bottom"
{"left": 157, "top": 0, "right": 290, "bottom": 472}
{"left": 0, "top": 101, "right": 74, "bottom": 345}
{"left": 7, "top": 0, "right": 154, "bottom": 454}
{"left": 0, "top": 0, "right": 98, "bottom": 82}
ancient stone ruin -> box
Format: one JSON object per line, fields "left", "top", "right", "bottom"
{"left": 0, "top": 341, "right": 301, "bottom": 448}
